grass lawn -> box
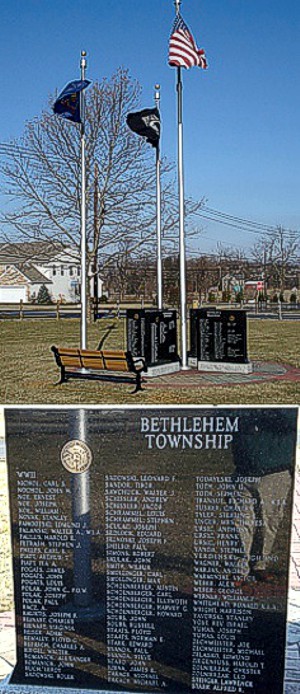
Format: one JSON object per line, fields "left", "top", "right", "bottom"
{"left": 0, "top": 317, "right": 299, "bottom": 404}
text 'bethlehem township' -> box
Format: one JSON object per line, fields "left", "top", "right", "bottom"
{"left": 140, "top": 416, "right": 240, "bottom": 450}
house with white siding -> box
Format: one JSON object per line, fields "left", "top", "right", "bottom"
{"left": 0, "top": 242, "right": 104, "bottom": 303}
{"left": 0, "top": 264, "right": 52, "bottom": 303}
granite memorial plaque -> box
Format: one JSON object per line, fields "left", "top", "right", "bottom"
{"left": 127, "top": 309, "right": 180, "bottom": 376}
{"left": 4, "top": 407, "right": 298, "bottom": 694}
{"left": 189, "top": 309, "right": 252, "bottom": 373}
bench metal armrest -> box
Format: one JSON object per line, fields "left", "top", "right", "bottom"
{"left": 132, "top": 357, "right": 147, "bottom": 373}
{"left": 126, "top": 352, "right": 146, "bottom": 373}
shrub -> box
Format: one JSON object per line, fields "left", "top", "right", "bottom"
{"left": 235, "top": 291, "right": 244, "bottom": 303}
{"left": 222, "top": 290, "right": 231, "bottom": 302}
{"left": 37, "top": 284, "right": 52, "bottom": 305}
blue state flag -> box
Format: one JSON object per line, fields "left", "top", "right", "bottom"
{"left": 53, "top": 79, "right": 91, "bottom": 123}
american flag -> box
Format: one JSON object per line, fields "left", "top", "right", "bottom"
{"left": 169, "top": 14, "right": 207, "bottom": 70}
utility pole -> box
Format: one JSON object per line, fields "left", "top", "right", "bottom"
{"left": 263, "top": 248, "right": 267, "bottom": 301}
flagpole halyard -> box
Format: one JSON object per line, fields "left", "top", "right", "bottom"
{"left": 155, "top": 84, "right": 163, "bottom": 310}
{"left": 80, "top": 50, "right": 87, "bottom": 350}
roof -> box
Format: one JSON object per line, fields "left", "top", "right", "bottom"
{"left": 18, "top": 264, "right": 52, "bottom": 284}
{"left": 0, "top": 263, "right": 52, "bottom": 286}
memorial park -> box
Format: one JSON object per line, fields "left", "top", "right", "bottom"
{"left": 0, "top": 311, "right": 299, "bottom": 404}
{"left": 0, "top": 1, "right": 299, "bottom": 406}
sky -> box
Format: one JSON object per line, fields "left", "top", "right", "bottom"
{"left": 0, "top": 0, "right": 299, "bottom": 256}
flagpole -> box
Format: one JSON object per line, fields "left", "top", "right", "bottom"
{"left": 175, "top": 0, "right": 189, "bottom": 369}
{"left": 80, "top": 50, "right": 87, "bottom": 350}
{"left": 155, "top": 84, "right": 163, "bottom": 310}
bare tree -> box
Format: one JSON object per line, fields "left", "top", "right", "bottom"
{"left": 251, "top": 226, "right": 299, "bottom": 289}
{"left": 0, "top": 67, "right": 203, "bottom": 295}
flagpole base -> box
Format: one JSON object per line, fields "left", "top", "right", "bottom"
{"left": 180, "top": 364, "right": 190, "bottom": 371}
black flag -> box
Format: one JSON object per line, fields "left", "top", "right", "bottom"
{"left": 126, "top": 107, "right": 160, "bottom": 148}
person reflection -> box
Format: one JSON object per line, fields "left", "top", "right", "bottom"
{"left": 227, "top": 410, "right": 295, "bottom": 584}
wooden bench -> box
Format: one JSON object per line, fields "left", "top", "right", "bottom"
{"left": 51, "top": 346, "right": 147, "bottom": 394}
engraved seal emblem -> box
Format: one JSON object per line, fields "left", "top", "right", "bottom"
{"left": 61, "top": 439, "right": 93, "bottom": 474}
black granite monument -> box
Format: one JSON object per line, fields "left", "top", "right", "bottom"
{"left": 189, "top": 308, "right": 252, "bottom": 373}
{"left": 4, "top": 407, "right": 298, "bottom": 694}
{"left": 127, "top": 309, "right": 180, "bottom": 376}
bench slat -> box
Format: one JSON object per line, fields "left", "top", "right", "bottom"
{"left": 102, "top": 350, "right": 127, "bottom": 358}
{"left": 80, "top": 354, "right": 105, "bottom": 370}
{"left": 103, "top": 359, "right": 130, "bottom": 372}
{"left": 57, "top": 348, "right": 80, "bottom": 356}
{"left": 60, "top": 356, "right": 82, "bottom": 368}
{"left": 81, "top": 358, "right": 105, "bottom": 369}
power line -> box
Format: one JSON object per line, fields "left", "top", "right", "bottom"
{"left": 197, "top": 212, "right": 269, "bottom": 237}
{"left": 197, "top": 209, "right": 299, "bottom": 239}
{"left": 202, "top": 205, "right": 278, "bottom": 232}
{"left": 1, "top": 141, "right": 299, "bottom": 240}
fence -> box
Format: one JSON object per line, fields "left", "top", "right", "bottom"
{"left": 0, "top": 299, "right": 299, "bottom": 321}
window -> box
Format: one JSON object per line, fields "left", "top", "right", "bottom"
{"left": 69, "top": 267, "right": 74, "bottom": 276}
{"left": 52, "top": 266, "right": 56, "bottom": 276}
{"left": 61, "top": 266, "right": 64, "bottom": 276}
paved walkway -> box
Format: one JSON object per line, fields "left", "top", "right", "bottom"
{"left": 144, "top": 360, "right": 300, "bottom": 389}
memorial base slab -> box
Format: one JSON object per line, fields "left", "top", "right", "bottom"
{"left": 188, "top": 357, "right": 253, "bottom": 374}
{"left": 145, "top": 361, "right": 181, "bottom": 377}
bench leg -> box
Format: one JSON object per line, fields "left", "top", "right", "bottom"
{"left": 54, "top": 366, "right": 66, "bottom": 386}
{"left": 131, "top": 370, "right": 145, "bottom": 395}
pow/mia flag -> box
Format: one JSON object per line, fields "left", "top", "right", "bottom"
{"left": 126, "top": 107, "right": 160, "bottom": 148}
